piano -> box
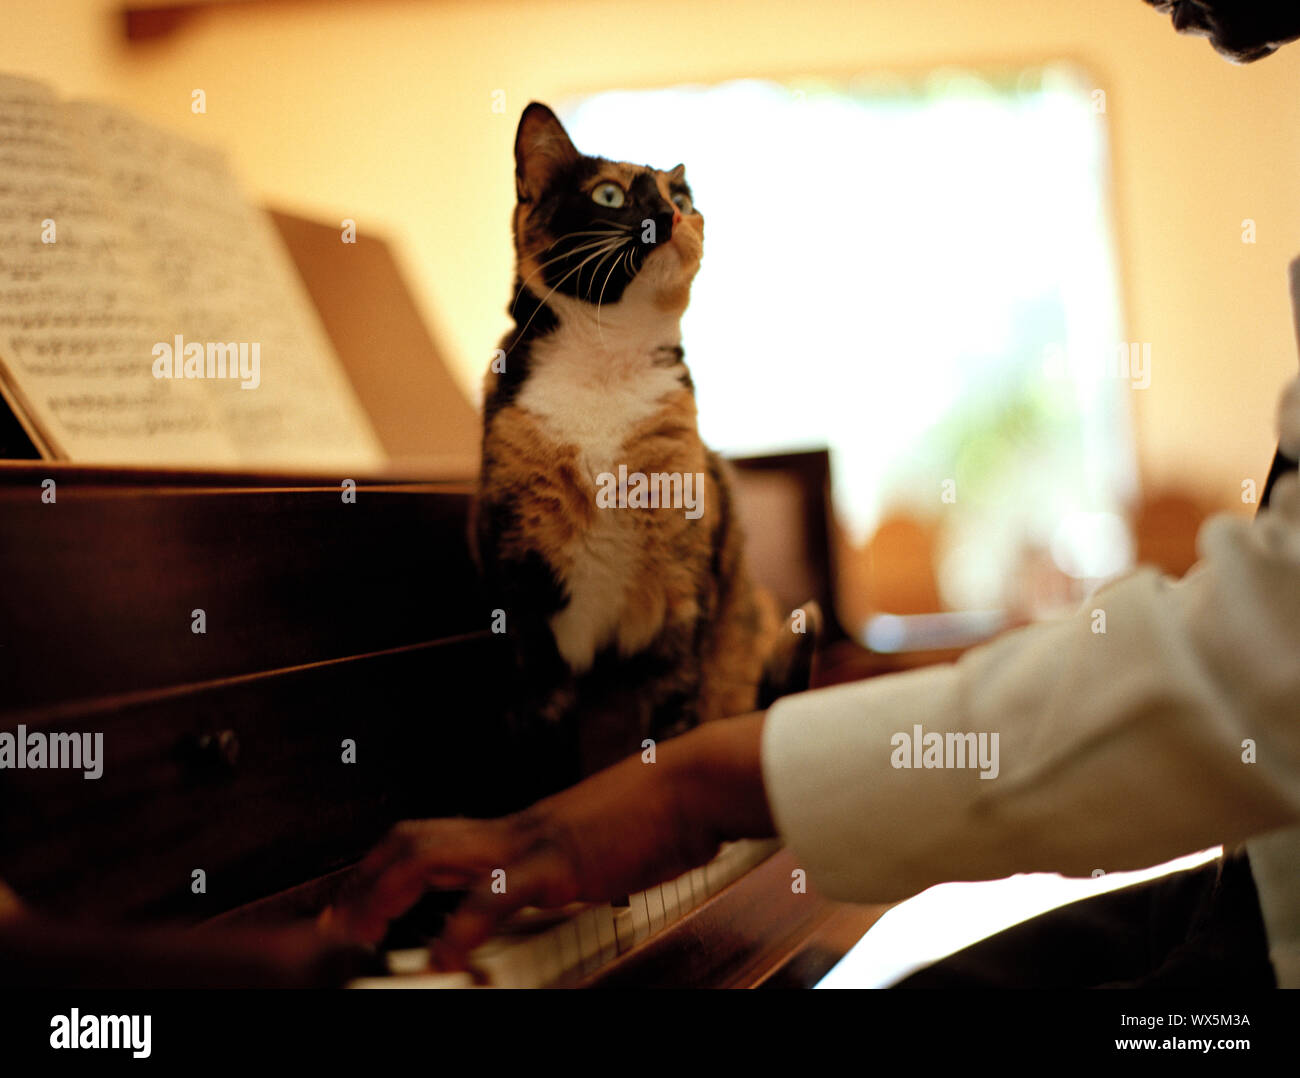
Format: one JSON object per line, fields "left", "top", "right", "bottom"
{"left": 0, "top": 456, "right": 892, "bottom": 989}
{"left": 0, "top": 213, "right": 895, "bottom": 989}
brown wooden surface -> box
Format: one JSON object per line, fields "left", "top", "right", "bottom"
{"left": 0, "top": 456, "right": 890, "bottom": 984}
{"left": 0, "top": 466, "right": 523, "bottom": 923}
{"left": 0, "top": 466, "right": 485, "bottom": 713}
{"left": 0, "top": 914, "right": 376, "bottom": 988}
{"left": 576, "top": 847, "right": 886, "bottom": 988}
{"left": 756, "top": 903, "right": 892, "bottom": 988}
{"left": 0, "top": 636, "right": 518, "bottom": 922}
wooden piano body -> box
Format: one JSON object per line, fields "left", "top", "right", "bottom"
{"left": 0, "top": 460, "right": 886, "bottom": 987}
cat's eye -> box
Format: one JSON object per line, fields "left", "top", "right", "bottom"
{"left": 591, "top": 182, "right": 625, "bottom": 208}
{"left": 672, "top": 192, "right": 693, "bottom": 214}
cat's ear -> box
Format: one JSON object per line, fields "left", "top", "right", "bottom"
{"left": 515, "top": 103, "right": 579, "bottom": 203}
{"left": 667, "top": 163, "right": 687, "bottom": 183}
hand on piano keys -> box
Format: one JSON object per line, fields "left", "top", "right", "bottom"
{"left": 319, "top": 713, "right": 778, "bottom": 981}
{"left": 349, "top": 839, "right": 781, "bottom": 989}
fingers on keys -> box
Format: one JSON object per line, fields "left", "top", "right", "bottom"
{"left": 435, "top": 844, "right": 580, "bottom": 967}
{"left": 325, "top": 818, "right": 520, "bottom": 945}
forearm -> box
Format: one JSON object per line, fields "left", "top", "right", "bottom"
{"left": 664, "top": 711, "right": 776, "bottom": 863}
{"left": 763, "top": 480, "right": 1300, "bottom": 902}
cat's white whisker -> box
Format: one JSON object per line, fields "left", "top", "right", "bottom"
{"left": 595, "top": 245, "right": 634, "bottom": 344}
{"left": 593, "top": 244, "right": 627, "bottom": 307}
{"left": 573, "top": 239, "right": 621, "bottom": 296}
{"left": 507, "top": 240, "right": 623, "bottom": 353}
{"left": 522, "top": 228, "right": 628, "bottom": 264}
{"left": 511, "top": 237, "right": 625, "bottom": 314}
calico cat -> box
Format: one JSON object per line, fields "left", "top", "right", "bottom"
{"left": 475, "top": 103, "right": 812, "bottom": 785}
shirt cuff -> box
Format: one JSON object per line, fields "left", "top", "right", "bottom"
{"left": 760, "top": 663, "right": 995, "bottom": 903}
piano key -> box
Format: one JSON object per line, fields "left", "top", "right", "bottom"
{"left": 532, "top": 927, "right": 564, "bottom": 986}
{"left": 661, "top": 877, "right": 680, "bottom": 924}
{"left": 552, "top": 918, "right": 581, "bottom": 978}
{"left": 573, "top": 908, "right": 602, "bottom": 975}
{"left": 357, "top": 840, "right": 783, "bottom": 988}
{"left": 593, "top": 905, "right": 618, "bottom": 967}
{"left": 628, "top": 890, "right": 651, "bottom": 945}
{"left": 613, "top": 905, "right": 636, "bottom": 952}
{"left": 470, "top": 936, "right": 538, "bottom": 989}
{"left": 645, "top": 885, "right": 666, "bottom": 934}
{"left": 705, "top": 844, "right": 735, "bottom": 894}
{"left": 351, "top": 970, "right": 475, "bottom": 989}
{"left": 676, "top": 870, "right": 697, "bottom": 913}
{"left": 681, "top": 868, "right": 702, "bottom": 910}
{"left": 385, "top": 947, "right": 432, "bottom": 975}
{"left": 471, "top": 908, "right": 599, "bottom": 988}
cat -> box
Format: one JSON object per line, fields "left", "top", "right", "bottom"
{"left": 474, "top": 103, "right": 814, "bottom": 787}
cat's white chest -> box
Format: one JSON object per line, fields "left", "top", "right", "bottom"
{"left": 515, "top": 347, "right": 682, "bottom": 479}
{"left": 515, "top": 329, "right": 688, "bottom": 671}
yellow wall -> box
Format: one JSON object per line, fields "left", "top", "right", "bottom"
{"left": 5, "top": 0, "right": 1298, "bottom": 507}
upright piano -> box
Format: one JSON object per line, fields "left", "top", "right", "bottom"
{"left": 0, "top": 453, "right": 895, "bottom": 988}
{"left": 0, "top": 212, "right": 894, "bottom": 988}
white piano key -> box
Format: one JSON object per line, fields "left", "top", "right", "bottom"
{"left": 385, "top": 947, "right": 431, "bottom": 975}
{"left": 613, "top": 906, "right": 636, "bottom": 952}
{"left": 351, "top": 971, "right": 474, "bottom": 989}
{"left": 629, "top": 891, "right": 651, "bottom": 945}
{"left": 645, "top": 885, "right": 666, "bottom": 934}
{"left": 688, "top": 867, "right": 704, "bottom": 899}
{"left": 532, "top": 926, "right": 565, "bottom": 986}
{"left": 471, "top": 936, "right": 540, "bottom": 989}
{"left": 677, "top": 870, "right": 697, "bottom": 912}
{"left": 552, "top": 918, "right": 581, "bottom": 981}
{"left": 706, "top": 838, "right": 782, "bottom": 898}
{"left": 661, "top": 878, "right": 680, "bottom": 924}
{"left": 597, "top": 905, "right": 621, "bottom": 963}
{"left": 706, "top": 843, "right": 743, "bottom": 894}
{"left": 574, "top": 908, "right": 602, "bottom": 975}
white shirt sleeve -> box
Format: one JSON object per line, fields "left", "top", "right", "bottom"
{"left": 761, "top": 460, "right": 1300, "bottom": 906}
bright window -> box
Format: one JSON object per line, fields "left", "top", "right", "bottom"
{"left": 560, "top": 69, "right": 1135, "bottom": 614}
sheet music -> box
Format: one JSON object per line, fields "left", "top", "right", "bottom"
{"left": 0, "top": 75, "right": 385, "bottom": 468}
